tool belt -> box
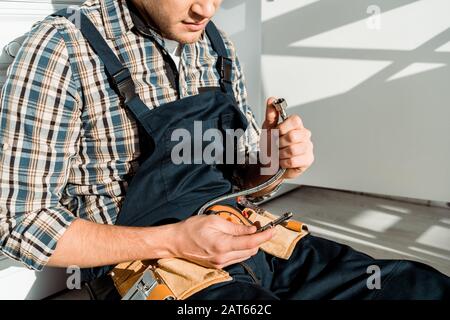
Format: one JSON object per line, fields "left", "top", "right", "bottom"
{"left": 110, "top": 206, "right": 309, "bottom": 300}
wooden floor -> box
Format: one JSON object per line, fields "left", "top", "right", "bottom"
{"left": 262, "top": 186, "right": 450, "bottom": 276}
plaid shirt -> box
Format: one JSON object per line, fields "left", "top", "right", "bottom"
{"left": 0, "top": 0, "right": 260, "bottom": 271}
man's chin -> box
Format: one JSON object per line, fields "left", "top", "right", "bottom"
{"left": 171, "top": 30, "right": 204, "bottom": 44}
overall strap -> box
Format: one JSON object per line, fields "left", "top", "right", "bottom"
{"left": 51, "top": 8, "right": 151, "bottom": 122}
{"left": 205, "top": 22, "right": 234, "bottom": 95}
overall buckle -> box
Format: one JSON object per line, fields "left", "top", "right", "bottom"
{"left": 217, "top": 56, "right": 232, "bottom": 90}
{"left": 111, "top": 68, "right": 136, "bottom": 103}
{"left": 121, "top": 268, "right": 175, "bottom": 300}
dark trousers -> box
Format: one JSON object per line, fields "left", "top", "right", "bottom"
{"left": 188, "top": 234, "right": 450, "bottom": 300}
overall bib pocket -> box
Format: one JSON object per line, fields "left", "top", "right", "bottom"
{"left": 162, "top": 117, "right": 225, "bottom": 203}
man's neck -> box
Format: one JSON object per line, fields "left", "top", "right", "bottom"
{"left": 127, "top": 0, "right": 163, "bottom": 37}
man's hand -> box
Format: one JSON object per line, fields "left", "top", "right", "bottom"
{"left": 47, "top": 215, "right": 272, "bottom": 270}
{"left": 170, "top": 215, "right": 274, "bottom": 269}
{"left": 262, "top": 97, "right": 314, "bottom": 179}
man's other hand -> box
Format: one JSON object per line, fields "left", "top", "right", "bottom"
{"left": 262, "top": 97, "right": 315, "bottom": 179}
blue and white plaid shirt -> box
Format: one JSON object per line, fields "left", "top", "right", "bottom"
{"left": 0, "top": 0, "right": 260, "bottom": 271}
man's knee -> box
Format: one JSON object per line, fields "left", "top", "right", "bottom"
{"left": 376, "top": 260, "right": 450, "bottom": 300}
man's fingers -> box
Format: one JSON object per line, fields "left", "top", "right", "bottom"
{"left": 282, "top": 168, "right": 304, "bottom": 179}
{"left": 277, "top": 115, "right": 304, "bottom": 135}
{"left": 280, "top": 154, "right": 315, "bottom": 169}
{"left": 211, "top": 248, "right": 259, "bottom": 269}
{"left": 279, "top": 128, "right": 311, "bottom": 148}
{"left": 279, "top": 143, "right": 309, "bottom": 159}
{"left": 262, "top": 97, "right": 279, "bottom": 129}
{"left": 219, "top": 218, "right": 257, "bottom": 236}
{"left": 228, "top": 227, "right": 274, "bottom": 251}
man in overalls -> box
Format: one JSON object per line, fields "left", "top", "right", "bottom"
{"left": 0, "top": 0, "right": 448, "bottom": 300}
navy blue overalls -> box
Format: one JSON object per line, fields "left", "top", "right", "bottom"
{"left": 52, "top": 10, "right": 450, "bottom": 299}
{"left": 52, "top": 10, "right": 246, "bottom": 281}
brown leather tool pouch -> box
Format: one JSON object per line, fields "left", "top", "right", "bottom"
{"left": 206, "top": 204, "right": 309, "bottom": 260}
{"left": 111, "top": 206, "right": 308, "bottom": 299}
{"left": 248, "top": 210, "right": 309, "bottom": 260}
{"left": 111, "top": 258, "right": 232, "bottom": 300}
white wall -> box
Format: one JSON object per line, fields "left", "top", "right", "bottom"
{"left": 262, "top": 0, "right": 450, "bottom": 202}
{"left": 0, "top": 0, "right": 261, "bottom": 299}
{"left": 214, "top": 0, "right": 262, "bottom": 121}
{"left": 0, "top": 0, "right": 80, "bottom": 49}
